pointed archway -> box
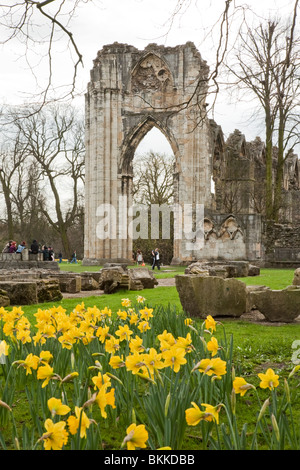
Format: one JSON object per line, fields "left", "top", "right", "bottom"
{"left": 83, "top": 42, "right": 212, "bottom": 265}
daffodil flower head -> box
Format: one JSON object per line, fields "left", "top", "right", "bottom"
{"left": 258, "top": 368, "right": 279, "bottom": 390}
{"left": 122, "top": 423, "right": 148, "bottom": 450}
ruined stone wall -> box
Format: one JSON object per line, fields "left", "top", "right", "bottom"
{"left": 84, "top": 42, "right": 215, "bottom": 265}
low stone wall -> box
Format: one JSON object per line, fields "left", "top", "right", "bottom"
{"left": 0, "top": 250, "right": 59, "bottom": 271}
{"left": 0, "top": 279, "right": 62, "bottom": 305}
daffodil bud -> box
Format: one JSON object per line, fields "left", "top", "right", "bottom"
{"left": 288, "top": 365, "right": 300, "bottom": 379}
{"left": 231, "top": 389, "right": 236, "bottom": 415}
{"left": 0, "top": 399, "right": 12, "bottom": 412}
{"left": 165, "top": 393, "right": 171, "bottom": 417}
{"left": 271, "top": 414, "right": 280, "bottom": 442}
{"left": 71, "top": 352, "right": 75, "bottom": 369}
{"left": 284, "top": 378, "right": 290, "bottom": 404}
{"left": 14, "top": 437, "right": 20, "bottom": 450}
{"left": 257, "top": 397, "right": 270, "bottom": 422}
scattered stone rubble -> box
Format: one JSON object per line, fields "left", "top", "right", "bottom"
{"left": 176, "top": 267, "right": 300, "bottom": 323}
{"left": 184, "top": 260, "right": 260, "bottom": 278}
{"left": 98, "top": 264, "right": 158, "bottom": 294}
{"left": 0, "top": 263, "right": 158, "bottom": 305}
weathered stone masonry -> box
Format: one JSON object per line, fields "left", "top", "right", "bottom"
{"left": 83, "top": 42, "right": 300, "bottom": 266}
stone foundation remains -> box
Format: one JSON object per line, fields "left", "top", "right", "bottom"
{"left": 98, "top": 264, "right": 158, "bottom": 294}
{"left": 175, "top": 269, "right": 300, "bottom": 323}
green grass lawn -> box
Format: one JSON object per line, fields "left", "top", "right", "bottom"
{"left": 19, "top": 266, "right": 300, "bottom": 371}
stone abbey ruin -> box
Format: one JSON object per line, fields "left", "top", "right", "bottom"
{"left": 83, "top": 42, "right": 300, "bottom": 267}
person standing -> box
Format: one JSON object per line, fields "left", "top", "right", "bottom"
{"left": 151, "top": 248, "right": 160, "bottom": 270}
{"left": 58, "top": 252, "right": 63, "bottom": 263}
{"left": 136, "top": 249, "right": 144, "bottom": 265}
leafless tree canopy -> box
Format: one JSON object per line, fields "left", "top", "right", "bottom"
{"left": 0, "top": 0, "right": 93, "bottom": 105}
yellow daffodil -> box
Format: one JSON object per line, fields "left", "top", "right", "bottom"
{"left": 139, "top": 307, "right": 153, "bottom": 321}
{"left": 176, "top": 333, "right": 193, "bottom": 353}
{"left": 143, "top": 348, "right": 164, "bottom": 376}
{"left": 125, "top": 353, "right": 147, "bottom": 375}
{"left": 193, "top": 357, "right": 226, "bottom": 377}
{"left": 129, "top": 335, "right": 145, "bottom": 353}
{"left": 109, "top": 355, "right": 125, "bottom": 369}
{"left": 122, "top": 423, "right": 148, "bottom": 450}
{"left": 200, "top": 403, "right": 220, "bottom": 424}
{"left": 185, "top": 402, "right": 220, "bottom": 426}
{"left": 207, "top": 337, "right": 219, "bottom": 357}
{"left": 48, "top": 397, "right": 71, "bottom": 417}
{"left": 3, "top": 321, "right": 14, "bottom": 338}
{"left": 67, "top": 406, "right": 91, "bottom": 439}
{"left": 92, "top": 372, "right": 112, "bottom": 390}
{"left": 16, "top": 327, "right": 32, "bottom": 344}
{"left": 115, "top": 324, "right": 133, "bottom": 342}
{"left": 105, "top": 336, "right": 120, "bottom": 354}
{"left": 136, "top": 296, "right": 146, "bottom": 303}
{"left": 129, "top": 313, "right": 139, "bottom": 325}
{"left": 0, "top": 340, "right": 9, "bottom": 358}
{"left": 96, "top": 386, "right": 116, "bottom": 418}
{"left": 96, "top": 325, "right": 110, "bottom": 343}
{"left": 116, "top": 309, "right": 128, "bottom": 320}
{"left": 184, "top": 318, "right": 193, "bottom": 326}
{"left": 121, "top": 298, "right": 131, "bottom": 308}
{"left": 233, "top": 377, "right": 255, "bottom": 396}
{"left": 162, "top": 346, "right": 187, "bottom": 373}
{"left": 100, "top": 306, "right": 112, "bottom": 319}
{"left": 37, "top": 363, "right": 54, "bottom": 387}
{"left": 258, "top": 368, "right": 279, "bottom": 390}
{"left": 204, "top": 315, "right": 216, "bottom": 332}
{"left": 157, "top": 330, "right": 176, "bottom": 347}
{"left": 185, "top": 402, "right": 207, "bottom": 426}
{"left": 39, "top": 351, "right": 53, "bottom": 363}
{"left": 14, "top": 353, "right": 39, "bottom": 375}
{"left": 137, "top": 321, "right": 151, "bottom": 333}
{"left": 41, "top": 419, "right": 68, "bottom": 450}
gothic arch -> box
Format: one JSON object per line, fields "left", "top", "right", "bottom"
{"left": 119, "top": 116, "right": 180, "bottom": 175}
{"left": 84, "top": 42, "right": 214, "bottom": 264}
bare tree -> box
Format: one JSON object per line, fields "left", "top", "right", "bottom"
{"left": 11, "top": 103, "right": 85, "bottom": 257}
{"left": 0, "top": 128, "right": 27, "bottom": 239}
{"left": 133, "top": 151, "right": 175, "bottom": 206}
{"left": 0, "top": 0, "right": 93, "bottom": 105}
{"left": 225, "top": 3, "right": 300, "bottom": 222}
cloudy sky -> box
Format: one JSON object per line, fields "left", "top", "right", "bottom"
{"left": 0, "top": 0, "right": 297, "bottom": 155}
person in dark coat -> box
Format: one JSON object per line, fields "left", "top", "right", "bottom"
{"left": 42, "top": 246, "right": 50, "bottom": 261}
{"left": 30, "top": 240, "right": 39, "bottom": 254}
{"left": 151, "top": 248, "right": 160, "bottom": 270}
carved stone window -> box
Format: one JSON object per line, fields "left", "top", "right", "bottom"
{"left": 132, "top": 54, "right": 172, "bottom": 93}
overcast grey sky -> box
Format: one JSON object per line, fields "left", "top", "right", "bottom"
{"left": 0, "top": 0, "right": 297, "bottom": 155}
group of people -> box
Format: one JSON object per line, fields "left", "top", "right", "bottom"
{"left": 2, "top": 239, "right": 57, "bottom": 262}
{"left": 134, "top": 247, "right": 161, "bottom": 270}
{"left": 2, "top": 240, "right": 27, "bottom": 253}
{"left": 30, "top": 240, "right": 55, "bottom": 261}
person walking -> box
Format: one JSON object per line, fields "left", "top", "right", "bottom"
{"left": 151, "top": 248, "right": 160, "bottom": 270}
{"left": 70, "top": 251, "right": 78, "bottom": 264}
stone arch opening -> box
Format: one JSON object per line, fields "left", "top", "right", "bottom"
{"left": 83, "top": 42, "right": 216, "bottom": 265}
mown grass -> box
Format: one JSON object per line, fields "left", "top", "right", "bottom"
{"left": 20, "top": 266, "right": 300, "bottom": 374}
